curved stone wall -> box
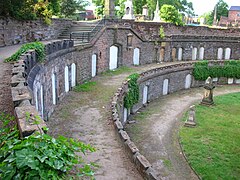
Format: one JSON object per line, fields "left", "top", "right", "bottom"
{"left": 7, "top": 20, "right": 240, "bottom": 177}
{"left": 111, "top": 61, "right": 240, "bottom": 179}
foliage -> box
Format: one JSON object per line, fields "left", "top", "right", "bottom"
{"left": 160, "top": 5, "right": 184, "bottom": 26}
{"left": 92, "top": 0, "right": 194, "bottom": 18}
{"left": 124, "top": 73, "right": 140, "bottom": 109}
{"left": 73, "top": 81, "right": 97, "bottom": 92}
{"left": 34, "top": 0, "right": 53, "bottom": 25}
{"left": 201, "top": 0, "right": 229, "bottom": 26}
{"left": 159, "top": 25, "right": 165, "bottom": 39}
{"left": 193, "top": 60, "right": 240, "bottom": 80}
{"left": 179, "top": 92, "right": 240, "bottom": 179}
{"left": 5, "top": 42, "right": 45, "bottom": 62}
{"left": 61, "top": 0, "right": 89, "bottom": 18}
{"left": 0, "top": 0, "right": 50, "bottom": 23}
{"left": 0, "top": 113, "right": 95, "bottom": 179}
{"left": 49, "top": 0, "right": 61, "bottom": 15}
{"left": 101, "top": 66, "right": 134, "bottom": 76}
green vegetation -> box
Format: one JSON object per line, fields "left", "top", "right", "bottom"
{"left": 124, "top": 73, "right": 140, "bottom": 109}
{"left": 101, "top": 66, "right": 135, "bottom": 76}
{"left": 159, "top": 25, "right": 165, "bottom": 39}
{"left": 193, "top": 60, "right": 240, "bottom": 80}
{"left": 200, "top": 0, "right": 229, "bottom": 26}
{"left": 5, "top": 42, "right": 45, "bottom": 63}
{"left": 0, "top": 0, "right": 89, "bottom": 21}
{"left": 73, "top": 81, "right": 97, "bottom": 92}
{"left": 0, "top": 113, "right": 95, "bottom": 179}
{"left": 179, "top": 92, "right": 240, "bottom": 179}
{"left": 93, "top": 0, "right": 194, "bottom": 18}
{"left": 160, "top": 5, "right": 184, "bottom": 26}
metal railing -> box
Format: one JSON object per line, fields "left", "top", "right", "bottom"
{"left": 70, "top": 19, "right": 105, "bottom": 43}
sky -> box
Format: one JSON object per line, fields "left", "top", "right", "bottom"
{"left": 86, "top": 0, "right": 240, "bottom": 16}
{"left": 188, "top": 0, "right": 240, "bottom": 16}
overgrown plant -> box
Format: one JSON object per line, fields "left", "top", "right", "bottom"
{"left": 193, "top": 60, "right": 240, "bottom": 80}
{"left": 124, "top": 73, "right": 140, "bottom": 109}
{"left": 5, "top": 42, "right": 45, "bottom": 62}
{"left": 159, "top": 25, "right": 165, "bottom": 39}
{"left": 0, "top": 113, "right": 96, "bottom": 179}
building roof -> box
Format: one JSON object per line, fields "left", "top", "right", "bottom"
{"left": 229, "top": 6, "right": 240, "bottom": 11}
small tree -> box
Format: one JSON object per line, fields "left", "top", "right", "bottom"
{"left": 160, "top": 4, "right": 184, "bottom": 26}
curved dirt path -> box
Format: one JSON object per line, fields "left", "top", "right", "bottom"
{"left": 126, "top": 86, "right": 240, "bottom": 180}
{"left": 47, "top": 63, "right": 185, "bottom": 179}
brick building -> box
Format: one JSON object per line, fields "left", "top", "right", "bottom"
{"left": 219, "top": 6, "right": 240, "bottom": 26}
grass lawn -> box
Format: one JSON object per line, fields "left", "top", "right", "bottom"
{"left": 179, "top": 92, "right": 240, "bottom": 179}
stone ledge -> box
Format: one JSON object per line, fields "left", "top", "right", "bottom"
{"left": 15, "top": 105, "right": 46, "bottom": 138}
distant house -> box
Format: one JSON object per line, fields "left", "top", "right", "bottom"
{"left": 75, "top": 10, "right": 95, "bottom": 21}
{"left": 219, "top": 6, "right": 240, "bottom": 27}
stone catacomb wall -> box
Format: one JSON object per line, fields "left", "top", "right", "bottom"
{"left": 7, "top": 19, "right": 240, "bottom": 179}
{"left": 111, "top": 61, "right": 240, "bottom": 179}
{"left": 0, "top": 18, "right": 72, "bottom": 47}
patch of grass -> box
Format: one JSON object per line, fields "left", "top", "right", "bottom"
{"left": 101, "top": 66, "right": 135, "bottom": 76}
{"left": 73, "top": 81, "right": 97, "bottom": 92}
{"left": 179, "top": 92, "right": 240, "bottom": 179}
{"left": 163, "top": 159, "right": 172, "bottom": 169}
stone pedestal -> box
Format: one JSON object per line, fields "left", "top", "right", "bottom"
{"left": 201, "top": 77, "right": 215, "bottom": 106}
{"left": 185, "top": 105, "right": 196, "bottom": 127}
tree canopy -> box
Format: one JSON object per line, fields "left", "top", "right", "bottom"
{"left": 0, "top": 0, "right": 89, "bottom": 21}
{"left": 200, "top": 0, "right": 229, "bottom": 25}
{"left": 92, "top": 0, "right": 194, "bottom": 18}
{"left": 160, "top": 4, "right": 184, "bottom": 26}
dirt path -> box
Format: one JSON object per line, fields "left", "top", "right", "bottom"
{"left": 47, "top": 63, "right": 186, "bottom": 179}
{"left": 0, "top": 45, "right": 23, "bottom": 115}
{"left": 126, "top": 86, "right": 240, "bottom": 180}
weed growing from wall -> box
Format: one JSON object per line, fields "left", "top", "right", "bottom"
{"left": 5, "top": 42, "right": 45, "bottom": 62}
{"left": 124, "top": 73, "right": 140, "bottom": 109}
{"left": 193, "top": 60, "right": 240, "bottom": 80}
{"left": 159, "top": 25, "right": 165, "bottom": 39}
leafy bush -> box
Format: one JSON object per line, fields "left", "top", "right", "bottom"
{"left": 193, "top": 60, "right": 240, "bottom": 80}
{"left": 160, "top": 5, "right": 184, "bottom": 26}
{"left": 0, "top": 113, "right": 95, "bottom": 179}
{"left": 5, "top": 42, "right": 45, "bottom": 62}
{"left": 124, "top": 73, "right": 140, "bottom": 109}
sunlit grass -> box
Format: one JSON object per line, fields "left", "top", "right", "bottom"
{"left": 73, "top": 81, "right": 97, "bottom": 92}
{"left": 179, "top": 92, "right": 240, "bottom": 179}
{"left": 101, "top": 66, "right": 135, "bottom": 76}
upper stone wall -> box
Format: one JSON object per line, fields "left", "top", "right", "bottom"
{"left": 106, "top": 20, "right": 240, "bottom": 42}
{"left": 0, "top": 18, "right": 72, "bottom": 47}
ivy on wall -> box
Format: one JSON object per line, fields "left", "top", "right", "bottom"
{"left": 124, "top": 73, "right": 140, "bottom": 109}
{"left": 5, "top": 42, "right": 45, "bottom": 62}
{"left": 193, "top": 60, "right": 240, "bottom": 80}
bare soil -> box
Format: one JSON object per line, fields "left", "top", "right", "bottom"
{"left": 126, "top": 85, "right": 240, "bottom": 180}
{"left": 47, "top": 63, "right": 184, "bottom": 179}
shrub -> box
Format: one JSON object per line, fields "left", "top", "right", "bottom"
{"left": 5, "top": 42, "right": 45, "bottom": 62}
{"left": 0, "top": 113, "right": 95, "bottom": 179}
{"left": 124, "top": 73, "right": 140, "bottom": 109}
{"left": 193, "top": 60, "right": 240, "bottom": 80}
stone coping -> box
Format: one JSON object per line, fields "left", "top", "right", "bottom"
{"left": 111, "top": 61, "right": 240, "bottom": 179}
{"left": 10, "top": 39, "right": 73, "bottom": 138}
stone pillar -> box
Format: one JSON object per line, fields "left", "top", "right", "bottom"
{"left": 105, "top": 0, "right": 115, "bottom": 18}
